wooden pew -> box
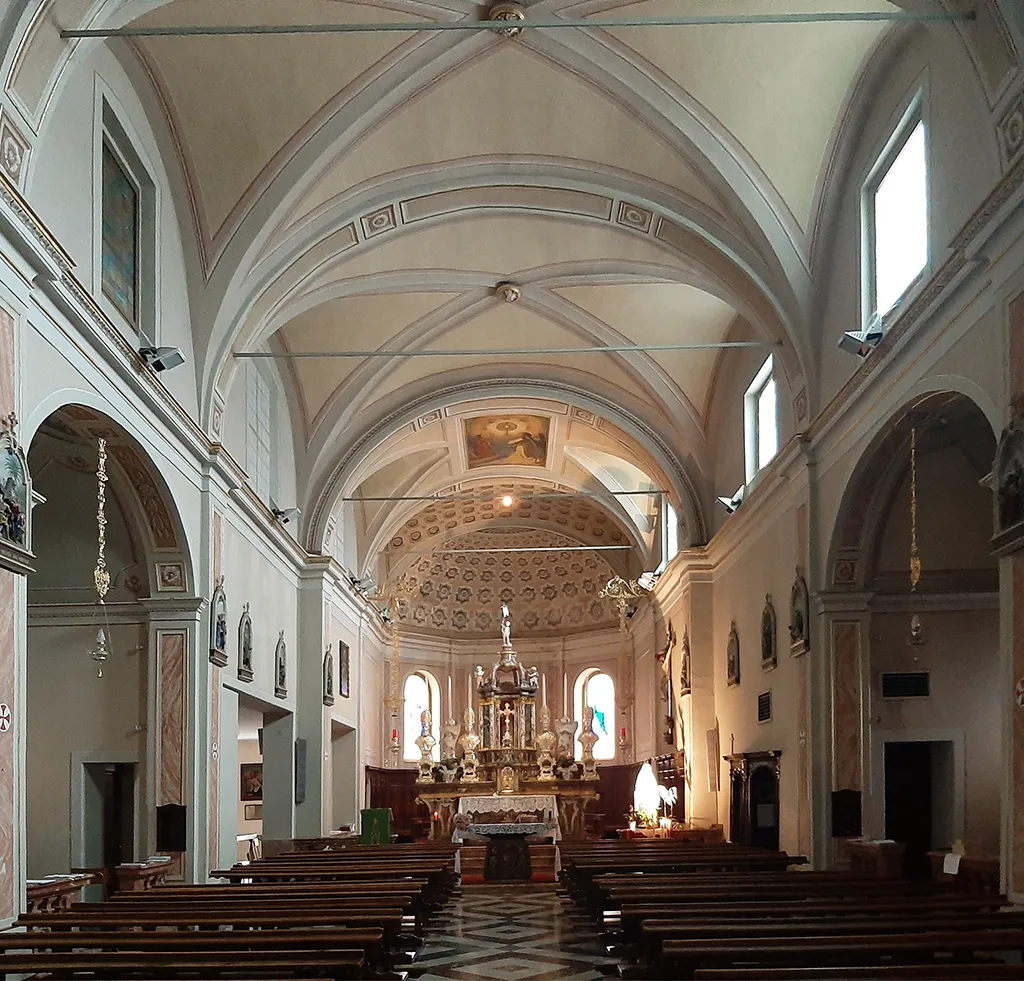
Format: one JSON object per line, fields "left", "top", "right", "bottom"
{"left": 694, "top": 966, "right": 1024, "bottom": 980}
{"left": 659, "top": 930, "right": 1024, "bottom": 980}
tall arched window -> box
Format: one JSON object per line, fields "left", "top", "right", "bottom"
{"left": 403, "top": 671, "right": 440, "bottom": 762}
{"left": 574, "top": 668, "right": 616, "bottom": 761}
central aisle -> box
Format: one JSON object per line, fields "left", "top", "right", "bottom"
{"left": 409, "top": 883, "right": 614, "bottom": 980}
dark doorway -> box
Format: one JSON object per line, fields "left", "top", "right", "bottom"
{"left": 84, "top": 762, "right": 135, "bottom": 877}
{"left": 884, "top": 741, "right": 933, "bottom": 879}
{"left": 729, "top": 769, "right": 744, "bottom": 843}
{"left": 749, "top": 765, "right": 780, "bottom": 851}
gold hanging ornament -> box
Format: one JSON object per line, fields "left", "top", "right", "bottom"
{"left": 908, "top": 427, "right": 925, "bottom": 654}
{"left": 89, "top": 438, "right": 112, "bottom": 677}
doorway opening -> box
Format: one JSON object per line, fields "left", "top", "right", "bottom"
{"left": 749, "top": 765, "right": 779, "bottom": 851}
{"left": 884, "top": 739, "right": 954, "bottom": 879}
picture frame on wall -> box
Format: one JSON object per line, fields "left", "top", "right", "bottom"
{"left": 244, "top": 803, "right": 263, "bottom": 821}
{"left": 240, "top": 762, "right": 263, "bottom": 801}
{"left": 340, "top": 640, "right": 350, "bottom": 698}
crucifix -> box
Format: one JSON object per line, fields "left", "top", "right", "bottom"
{"left": 499, "top": 702, "right": 515, "bottom": 746}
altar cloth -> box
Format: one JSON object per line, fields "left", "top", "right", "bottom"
{"left": 456, "top": 794, "right": 558, "bottom": 820}
{"left": 452, "top": 821, "right": 557, "bottom": 842}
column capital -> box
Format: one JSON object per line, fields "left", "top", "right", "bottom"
{"left": 814, "top": 590, "right": 874, "bottom": 615}
{"left": 140, "top": 595, "right": 205, "bottom": 623}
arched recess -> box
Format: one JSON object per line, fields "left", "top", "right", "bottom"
{"left": 24, "top": 402, "right": 194, "bottom": 881}
{"left": 827, "top": 390, "right": 996, "bottom": 591}
{"left": 824, "top": 388, "right": 1001, "bottom": 861}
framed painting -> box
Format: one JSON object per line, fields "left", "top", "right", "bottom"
{"left": 463, "top": 414, "right": 550, "bottom": 469}
{"left": 244, "top": 803, "right": 263, "bottom": 821}
{"left": 240, "top": 762, "right": 263, "bottom": 801}
{"left": 340, "top": 640, "right": 350, "bottom": 698}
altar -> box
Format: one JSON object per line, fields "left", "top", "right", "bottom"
{"left": 414, "top": 604, "right": 600, "bottom": 843}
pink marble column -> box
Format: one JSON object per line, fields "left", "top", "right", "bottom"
{"left": 795, "top": 505, "right": 811, "bottom": 859}
{"left": 831, "top": 621, "right": 862, "bottom": 793}
{"left": 207, "top": 512, "right": 223, "bottom": 874}
{"left": 159, "top": 631, "right": 186, "bottom": 878}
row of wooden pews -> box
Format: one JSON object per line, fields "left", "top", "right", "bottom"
{"left": 0, "top": 842, "right": 458, "bottom": 979}
{"left": 559, "top": 839, "right": 1024, "bottom": 980}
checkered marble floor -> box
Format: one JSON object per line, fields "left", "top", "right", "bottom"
{"left": 409, "top": 884, "right": 615, "bottom": 981}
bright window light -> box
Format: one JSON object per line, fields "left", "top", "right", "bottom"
{"left": 872, "top": 119, "right": 927, "bottom": 318}
{"left": 756, "top": 375, "right": 777, "bottom": 471}
{"left": 574, "top": 669, "right": 616, "bottom": 761}
{"left": 744, "top": 356, "right": 778, "bottom": 481}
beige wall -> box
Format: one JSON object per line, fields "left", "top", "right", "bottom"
{"left": 26, "top": 622, "right": 147, "bottom": 877}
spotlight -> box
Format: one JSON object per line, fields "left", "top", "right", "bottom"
{"left": 838, "top": 316, "right": 884, "bottom": 358}
{"left": 637, "top": 571, "right": 659, "bottom": 591}
{"left": 272, "top": 506, "right": 301, "bottom": 524}
{"left": 501, "top": 495, "right": 514, "bottom": 507}
{"left": 140, "top": 346, "right": 186, "bottom": 372}
{"left": 717, "top": 487, "right": 745, "bottom": 514}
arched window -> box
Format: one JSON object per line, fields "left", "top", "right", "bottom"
{"left": 573, "top": 668, "right": 616, "bottom": 761}
{"left": 403, "top": 671, "right": 440, "bottom": 762}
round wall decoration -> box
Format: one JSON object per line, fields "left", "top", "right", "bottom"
{"left": 1015, "top": 679, "right": 1024, "bottom": 707}
{"left": 0, "top": 703, "right": 12, "bottom": 731}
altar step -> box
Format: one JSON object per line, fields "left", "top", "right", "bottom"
{"left": 459, "top": 844, "right": 557, "bottom": 883}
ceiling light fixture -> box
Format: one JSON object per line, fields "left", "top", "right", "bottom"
{"left": 501, "top": 494, "right": 514, "bottom": 507}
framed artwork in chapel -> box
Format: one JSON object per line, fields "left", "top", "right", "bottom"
{"left": 240, "top": 763, "right": 263, "bottom": 801}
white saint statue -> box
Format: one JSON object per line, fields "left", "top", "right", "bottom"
{"left": 500, "top": 602, "right": 512, "bottom": 649}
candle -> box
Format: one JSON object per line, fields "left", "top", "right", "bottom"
{"left": 621, "top": 726, "right": 626, "bottom": 739}
{"left": 391, "top": 728, "right": 397, "bottom": 741}
{"left": 542, "top": 673, "right": 547, "bottom": 707}
{"left": 562, "top": 672, "right": 568, "bottom": 715}
{"left": 447, "top": 675, "right": 452, "bottom": 716}
{"left": 467, "top": 673, "right": 472, "bottom": 710}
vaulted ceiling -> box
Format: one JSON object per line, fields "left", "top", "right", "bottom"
{"left": 8, "top": 0, "right": 955, "bottom": 634}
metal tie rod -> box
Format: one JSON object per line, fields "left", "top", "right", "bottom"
{"left": 63, "top": 10, "right": 972, "bottom": 38}
{"left": 435, "top": 545, "right": 631, "bottom": 552}
{"left": 339, "top": 489, "right": 663, "bottom": 501}
{"left": 236, "top": 340, "right": 776, "bottom": 358}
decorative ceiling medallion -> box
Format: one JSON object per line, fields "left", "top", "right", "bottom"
{"left": 360, "top": 205, "right": 397, "bottom": 239}
{"left": 0, "top": 116, "right": 29, "bottom": 189}
{"left": 495, "top": 282, "right": 521, "bottom": 303}
{"left": 616, "top": 200, "right": 653, "bottom": 233}
{"left": 487, "top": 1, "right": 525, "bottom": 37}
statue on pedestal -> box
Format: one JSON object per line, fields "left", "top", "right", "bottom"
{"left": 440, "top": 717, "right": 460, "bottom": 761}
{"left": 555, "top": 714, "right": 578, "bottom": 760}
{"left": 500, "top": 601, "right": 513, "bottom": 650}
{"left": 414, "top": 709, "right": 436, "bottom": 783}
{"left": 579, "top": 705, "right": 599, "bottom": 780}
{"left": 536, "top": 704, "right": 556, "bottom": 780}
{"left": 458, "top": 707, "right": 480, "bottom": 782}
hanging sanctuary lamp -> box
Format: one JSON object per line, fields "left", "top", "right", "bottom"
{"left": 88, "top": 438, "right": 113, "bottom": 677}
{"left": 908, "top": 427, "right": 925, "bottom": 656}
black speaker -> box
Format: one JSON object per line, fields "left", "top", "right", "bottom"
{"left": 831, "top": 789, "right": 862, "bottom": 838}
{"left": 294, "top": 737, "right": 307, "bottom": 805}
{"left": 156, "top": 803, "right": 187, "bottom": 852}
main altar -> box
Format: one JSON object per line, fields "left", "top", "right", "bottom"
{"left": 415, "top": 604, "right": 600, "bottom": 843}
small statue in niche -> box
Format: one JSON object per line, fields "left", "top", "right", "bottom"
{"left": 238, "top": 605, "right": 253, "bottom": 681}
{"left": 761, "top": 594, "right": 777, "bottom": 669}
{"left": 209, "top": 576, "right": 228, "bottom": 667}
{"left": 726, "top": 621, "right": 740, "bottom": 686}
{"left": 274, "top": 631, "right": 287, "bottom": 697}
{"left": 679, "top": 630, "right": 691, "bottom": 696}
{"left": 789, "top": 571, "right": 810, "bottom": 654}
{"left": 440, "top": 718, "right": 459, "bottom": 761}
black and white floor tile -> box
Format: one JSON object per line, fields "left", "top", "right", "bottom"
{"left": 409, "top": 884, "right": 615, "bottom": 981}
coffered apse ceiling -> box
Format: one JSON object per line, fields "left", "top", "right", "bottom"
{"left": 10, "top": 0, "right": 1016, "bottom": 633}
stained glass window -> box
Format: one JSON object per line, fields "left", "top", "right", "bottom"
{"left": 101, "top": 141, "right": 138, "bottom": 325}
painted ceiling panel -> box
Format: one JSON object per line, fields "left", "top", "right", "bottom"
{"left": 596, "top": 0, "right": 891, "bottom": 228}
{"left": 555, "top": 282, "right": 738, "bottom": 415}
{"left": 281, "top": 291, "right": 460, "bottom": 420}
{"left": 136, "top": 0, "right": 418, "bottom": 233}
{"left": 292, "top": 43, "right": 727, "bottom": 222}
